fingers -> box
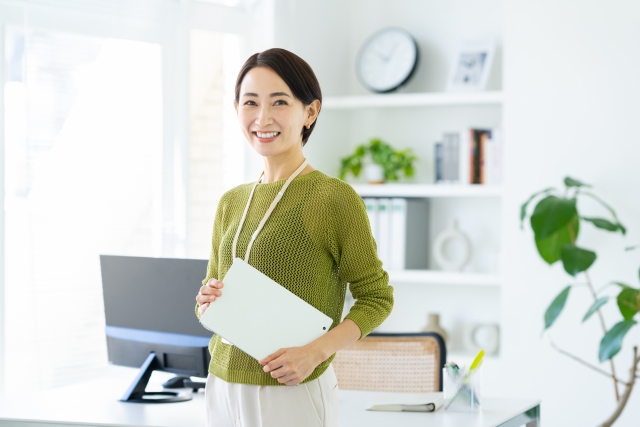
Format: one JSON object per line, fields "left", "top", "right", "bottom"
{"left": 196, "top": 279, "right": 224, "bottom": 305}
{"left": 271, "top": 370, "right": 300, "bottom": 386}
{"left": 199, "top": 302, "right": 210, "bottom": 316}
{"left": 260, "top": 348, "right": 287, "bottom": 369}
{"left": 207, "top": 278, "right": 224, "bottom": 289}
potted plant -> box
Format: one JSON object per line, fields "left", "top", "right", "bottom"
{"left": 520, "top": 177, "right": 639, "bottom": 427}
{"left": 338, "top": 138, "right": 416, "bottom": 184}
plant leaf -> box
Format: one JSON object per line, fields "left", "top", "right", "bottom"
{"left": 544, "top": 286, "right": 571, "bottom": 329}
{"left": 530, "top": 196, "right": 578, "bottom": 239}
{"left": 617, "top": 288, "right": 640, "bottom": 321}
{"left": 561, "top": 244, "right": 597, "bottom": 277}
{"left": 583, "top": 296, "right": 609, "bottom": 322}
{"left": 564, "top": 177, "right": 591, "bottom": 188}
{"left": 579, "top": 191, "right": 626, "bottom": 236}
{"left": 599, "top": 320, "right": 636, "bottom": 362}
{"left": 582, "top": 217, "right": 621, "bottom": 233}
{"left": 535, "top": 216, "right": 579, "bottom": 264}
{"left": 520, "top": 187, "right": 555, "bottom": 228}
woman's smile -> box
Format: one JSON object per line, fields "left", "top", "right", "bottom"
{"left": 253, "top": 131, "right": 281, "bottom": 143}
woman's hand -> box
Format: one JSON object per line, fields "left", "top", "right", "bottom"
{"left": 196, "top": 278, "right": 224, "bottom": 316}
{"left": 259, "top": 345, "right": 324, "bottom": 386}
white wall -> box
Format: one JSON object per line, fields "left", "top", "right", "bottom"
{"left": 502, "top": 0, "right": 640, "bottom": 425}
{"left": 273, "top": 0, "right": 640, "bottom": 425}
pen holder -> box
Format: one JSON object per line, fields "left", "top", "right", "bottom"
{"left": 443, "top": 365, "right": 482, "bottom": 412}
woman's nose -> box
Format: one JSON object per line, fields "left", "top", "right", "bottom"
{"left": 255, "top": 105, "right": 273, "bottom": 127}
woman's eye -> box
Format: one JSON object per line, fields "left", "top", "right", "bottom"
{"left": 244, "top": 100, "right": 257, "bottom": 106}
{"left": 274, "top": 100, "right": 288, "bottom": 106}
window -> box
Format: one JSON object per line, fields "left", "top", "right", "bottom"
{"left": 188, "top": 30, "right": 244, "bottom": 258}
{"left": 4, "top": 26, "right": 163, "bottom": 395}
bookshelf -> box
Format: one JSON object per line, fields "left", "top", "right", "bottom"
{"left": 388, "top": 270, "right": 501, "bottom": 286}
{"left": 322, "top": 91, "right": 503, "bottom": 109}
{"left": 350, "top": 184, "right": 503, "bottom": 198}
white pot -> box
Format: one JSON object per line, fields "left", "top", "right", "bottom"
{"left": 364, "top": 163, "right": 385, "bottom": 184}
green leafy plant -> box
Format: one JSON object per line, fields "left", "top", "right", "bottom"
{"left": 338, "top": 138, "right": 416, "bottom": 182}
{"left": 521, "top": 177, "right": 639, "bottom": 427}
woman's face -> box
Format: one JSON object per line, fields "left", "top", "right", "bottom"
{"left": 235, "top": 66, "right": 317, "bottom": 159}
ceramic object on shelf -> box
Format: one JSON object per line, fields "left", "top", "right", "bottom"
{"left": 421, "top": 313, "right": 448, "bottom": 343}
{"left": 364, "top": 163, "right": 385, "bottom": 184}
{"left": 433, "top": 219, "right": 472, "bottom": 271}
{"left": 463, "top": 323, "right": 500, "bottom": 355}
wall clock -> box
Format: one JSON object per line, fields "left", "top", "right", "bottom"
{"left": 356, "top": 27, "right": 419, "bottom": 93}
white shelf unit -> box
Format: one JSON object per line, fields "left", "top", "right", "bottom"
{"left": 350, "top": 184, "right": 503, "bottom": 198}
{"left": 322, "top": 91, "right": 503, "bottom": 109}
{"left": 388, "top": 270, "right": 501, "bottom": 286}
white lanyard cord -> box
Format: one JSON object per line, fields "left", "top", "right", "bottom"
{"left": 231, "top": 159, "right": 309, "bottom": 262}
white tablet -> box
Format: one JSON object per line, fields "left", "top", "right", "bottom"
{"left": 199, "top": 258, "right": 333, "bottom": 361}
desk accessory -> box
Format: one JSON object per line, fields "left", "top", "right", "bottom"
{"left": 443, "top": 350, "right": 484, "bottom": 412}
{"left": 366, "top": 392, "right": 444, "bottom": 412}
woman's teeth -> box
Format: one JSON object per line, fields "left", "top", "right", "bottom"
{"left": 256, "top": 132, "right": 280, "bottom": 138}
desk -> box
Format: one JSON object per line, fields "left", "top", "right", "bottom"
{"left": 0, "top": 365, "right": 540, "bottom": 427}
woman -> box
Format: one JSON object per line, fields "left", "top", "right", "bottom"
{"left": 195, "top": 48, "right": 393, "bottom": 427}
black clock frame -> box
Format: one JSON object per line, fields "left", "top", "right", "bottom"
{"left": 355, "top": 27, "right": 420, "bottom": 94}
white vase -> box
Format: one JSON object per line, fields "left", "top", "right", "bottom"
{"left": 364, "top": 163, "right": 385, "bottom": 184}
{"left": 432, "top": 219, "right": 472, "bottom": 271}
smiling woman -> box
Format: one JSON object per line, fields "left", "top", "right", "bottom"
{"left": 194, "top": 49, "right": 394, "bottom": 427}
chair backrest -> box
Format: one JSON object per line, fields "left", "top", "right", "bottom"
{"left": 332, "top": 332, "right": 446, "bottom": 393}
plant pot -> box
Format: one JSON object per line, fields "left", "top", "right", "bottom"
{"left": 365, "top": 163, "right": 385, "bottom": 184}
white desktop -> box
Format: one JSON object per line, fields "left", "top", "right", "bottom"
{"left": 0, "top": 364, "right": 540, "bottom": 427}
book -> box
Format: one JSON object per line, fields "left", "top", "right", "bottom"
{"left": 377, "top": 198, "right": 391, "bottom": 268}
{"left": 434, "top": 142, "right": 443, "bottom": 183}
{"left": 366, "top": 392, "right": 444, "bottom": 412}
{"left": 389, "top": 198, "right": 407, "bottom": 270}
{"left": 469, "top": 128, "right": 492, "bottom": 184}
{"left": 484, "top": 127, "right": 503, "bottom": 185}
{"left": 442, "top": 132, "right": 460, "bottom": 183}
{"left": 363, "top": 198, "right": 378, "bottom": 244}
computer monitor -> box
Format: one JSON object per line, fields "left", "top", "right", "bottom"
{"left": 100, "top": 255, "right": 211, "bottom": 403}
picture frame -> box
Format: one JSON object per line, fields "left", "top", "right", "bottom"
{"left": 446, "top": 40, "right": 495, "bottom": 92}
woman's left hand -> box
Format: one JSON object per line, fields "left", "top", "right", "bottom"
{"left": 259, "top": 345, "right": 323, "bottom": 386}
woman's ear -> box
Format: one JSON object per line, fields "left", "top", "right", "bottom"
{"left": 306, "top": 99, "right": 321, "bottom": 126}
{"left": 233, "top": 101, "right": 238, "bottom": 115}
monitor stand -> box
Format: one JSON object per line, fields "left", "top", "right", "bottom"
{"left": 120, "top": 352, "right": 192, "bottom": 403}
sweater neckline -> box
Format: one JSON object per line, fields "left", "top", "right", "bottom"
{"left": 254, "top": 169, "right": 322, "bottom": 187}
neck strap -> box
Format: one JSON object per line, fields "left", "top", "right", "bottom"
{"left": 232, "top": 159, "right": 309, "bottom": 262}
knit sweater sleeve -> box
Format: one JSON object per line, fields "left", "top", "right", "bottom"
{"left": 327, "top": 182, "right": 394, "bottom": 338}
{"left": 195, "top": 192, "right": 227, "bottom": 321}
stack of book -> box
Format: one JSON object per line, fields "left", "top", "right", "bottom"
{"left": 434, "top": 128, "right": 503, "bottom": 185}
{"left": 363, "top": 198, "right": 429, "bottom": 271}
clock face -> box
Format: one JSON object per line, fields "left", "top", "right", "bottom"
{"left": 357, "top": 28, "right": 419, "bottom": 93}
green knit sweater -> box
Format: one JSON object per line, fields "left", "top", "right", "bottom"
{"left": 195, "top": 170, "right": 394, "bottom": 386}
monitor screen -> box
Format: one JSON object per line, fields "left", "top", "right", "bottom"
{"left": 101, "top": 255, "right": 210, "bottom": 337}
{"left": 100, "top": 255, "right": 212, "bottom": 380}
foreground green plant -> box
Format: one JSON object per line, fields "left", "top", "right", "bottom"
{"left": 521, "top": 177, "right": 639, "bottom": 427}
{"left": 338, "top": 138, "right": 416, "bottom": 182}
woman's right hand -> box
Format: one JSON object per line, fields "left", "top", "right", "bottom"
{"left": 196, "top": 278, "right": 224, "bottom": 316}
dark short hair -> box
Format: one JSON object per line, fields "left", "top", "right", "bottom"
{"left": 234, "top": 48, "right": 322, "bottom": 146}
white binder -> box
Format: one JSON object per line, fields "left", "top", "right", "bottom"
{"left": 199, "top": 258, "right": 334, "bottom": 361}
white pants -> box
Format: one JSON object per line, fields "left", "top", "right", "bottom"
{"left": 205, "top": 365, "right": 339, "bottom": 427}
